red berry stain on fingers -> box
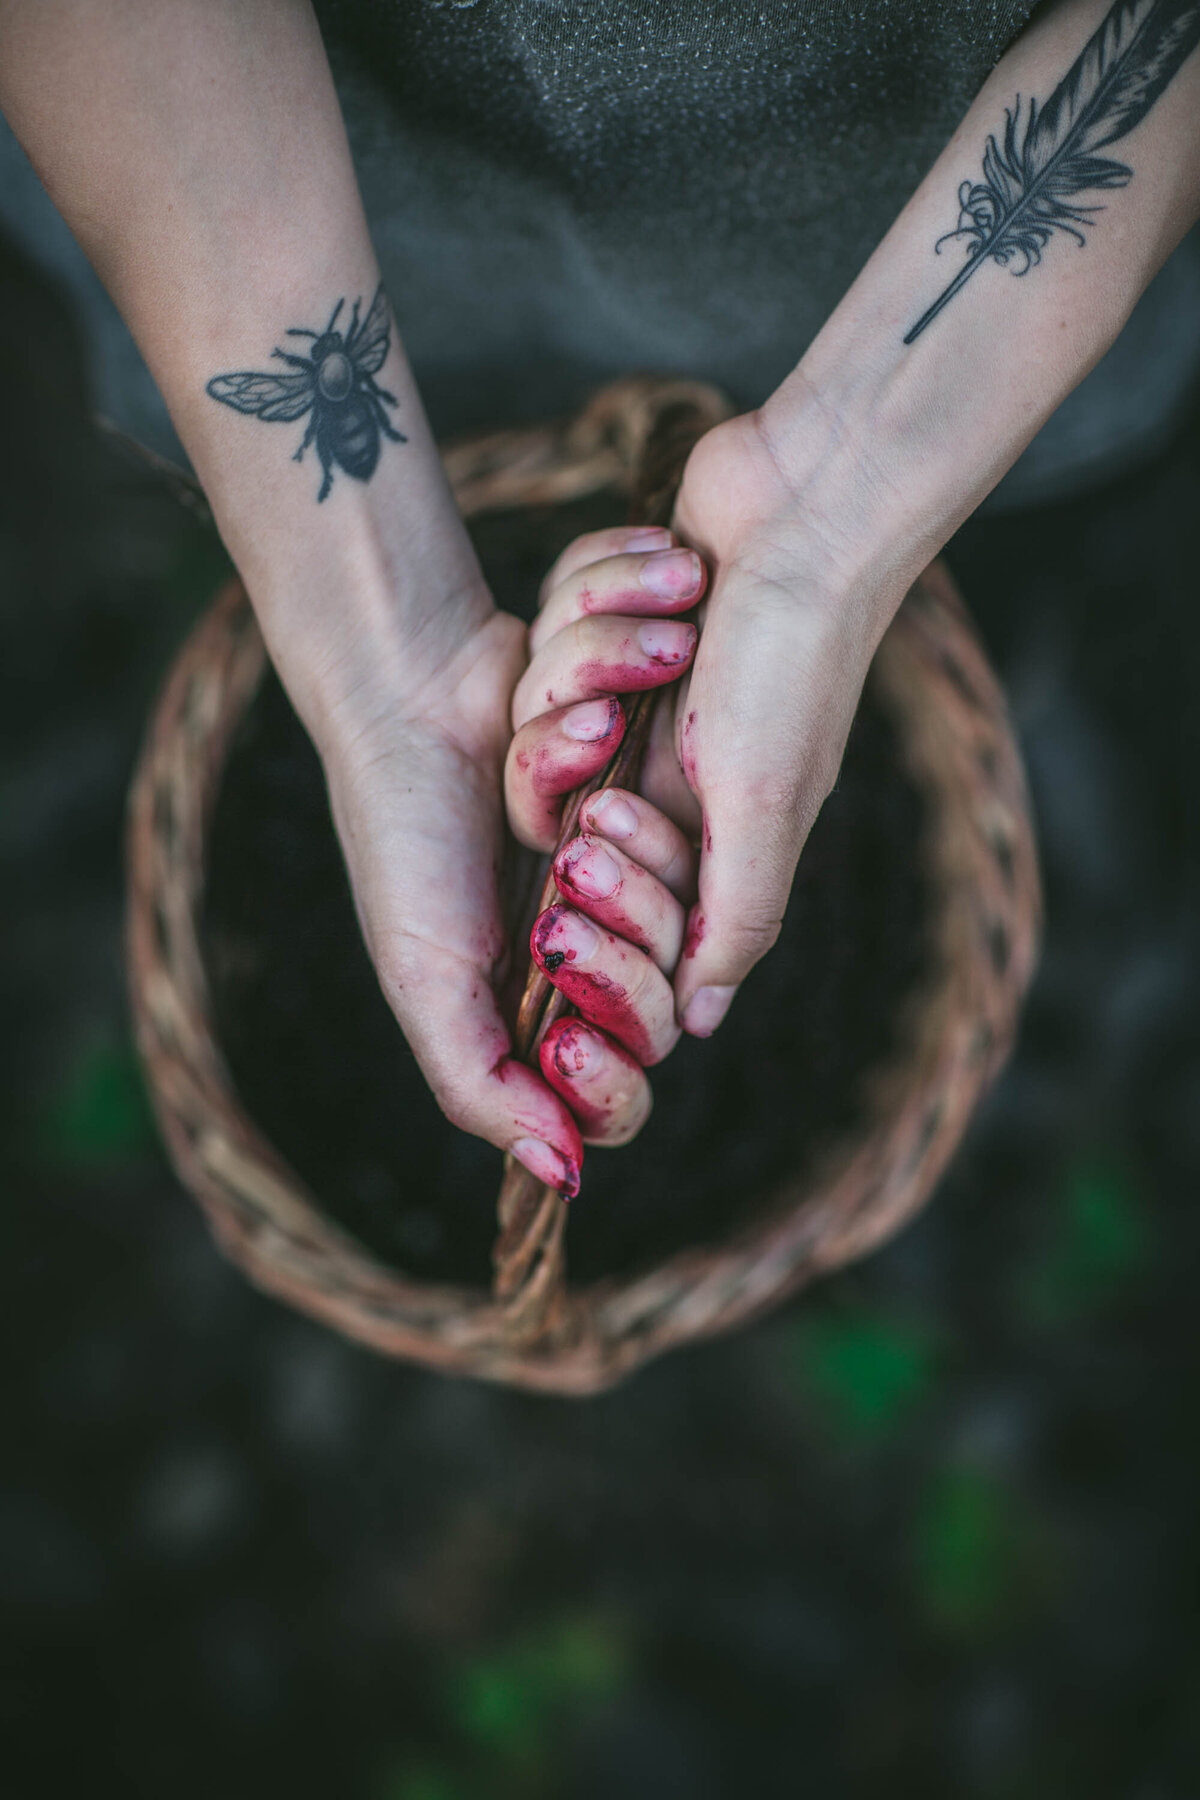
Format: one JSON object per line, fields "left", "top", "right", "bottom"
{"left": 554, "top": 836, "right": 657, "bottom": 955}
{"left": 530, "top": 907, "right": 656, "bottom": 1064}
{"left": 573, "top": 624, "right": 696, "bottom": 696}
{"left": 575, "top": 661, "right": 686, "bottom": 694}
{"left": 538, "top": 1019, "right": 612, "bottom": 1139}
{"left": 682, "top": 912, "right": 706, "bottom": 959}
{"left": 555, "top": 835, "right": 623, "bottom": 900}
{"left": 493, "top": 1054, "right": 583, "bottom": 1197}
{"left": 515, "top": 699, "right": 622, "bottom": 798}
{"left": 576, "top": 579, "right": 695, "bottom": 616}
{"left": 680, "top": 710, "right": 699, "bottom": 789}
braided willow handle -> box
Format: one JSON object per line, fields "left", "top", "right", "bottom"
{"left": 491, "top": 396, "right": 718, "bottom": 1339}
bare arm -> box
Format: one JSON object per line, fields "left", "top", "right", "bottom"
{"left": 0, "top": 0, "right": 602, "bottom": 1188}
{"left": 0, "top": 0, "right": 485, "bottom": 722}
{"left": 664, "top": 0, "right": 1200, "bottom": 1034}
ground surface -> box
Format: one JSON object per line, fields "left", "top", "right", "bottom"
{"left": 3, "top": 225, "right": 1200, "bottom": 1800}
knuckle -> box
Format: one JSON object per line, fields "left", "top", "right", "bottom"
{"left": 425, "top": 1050, "right": 496, "bottom": 1141}
{"left": 436, "top": 1080, "right": 482, "bottom": 1138}
{"left": 572, "top": 612, "right": 610, "bottom": 658}
{"left": 621, "top": 940, "right": 665, "bottom": 1005}
{"left": 371, "top": 935, "right": 414, "bottom": 1009}
{"left": 718, "top": 756, "right": 835, "bottom": 844}
{"left": 723, "top": 910, "right": 784, "bottom": 967}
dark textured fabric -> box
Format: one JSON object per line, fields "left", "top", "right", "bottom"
{"left": 1, "top": 0, "right": 1196, "bottom": 486}
{"left": 314, "top": 0, "right": 1041, "bottom": 431}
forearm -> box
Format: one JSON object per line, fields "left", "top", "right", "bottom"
{"left": 757, "top": 0, "right": 1200, "bottom": 606}
{"left": 0, "top": 0, "right": 487, "bottom": 737}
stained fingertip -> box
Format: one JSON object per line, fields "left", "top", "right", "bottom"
{"left": 554, "top": 835, "right": 622, "bottom": 901}
{"left": 637, "top": 620, "right": 697, "bottom": 664}
{"left": 539, "top": 1021, "right": 608, "bottom": 1141}
{"left": 493, "top": 1053, "right": 583, "bottom": 1151}
{"left": 679, "top": 983, "right": 737, "bottom": 1038}
{"left": 531, "top": 904, "right": 600, "bottom": 971}
{"left": 539, "top": 1017, "right": 649, "bottom": 1145}
{"left": 560, "top": 696, "right": 623, "bottom": 742}
{"left": 583, "top": 788, "right": 639, "bottom": 839}
{"left": 542, "top": 1016, "right": 602, "bottom": 1084}
{"left": 639, "top": 548, "right": 703, "bottom": 599}
{"left": 511, "top": 1134, "right": 581, "bottom": 1199}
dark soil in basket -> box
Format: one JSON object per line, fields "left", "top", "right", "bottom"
{"left": 201, "top": 490, "right": 934, "bottom": 1287}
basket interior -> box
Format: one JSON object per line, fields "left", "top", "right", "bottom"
{"left": 201, "top": 489, "right": 935, "bottom": 1287}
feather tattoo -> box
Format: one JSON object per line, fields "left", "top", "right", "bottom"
{"left": 904, "top": 0, "right": 1200, "bottom": 344}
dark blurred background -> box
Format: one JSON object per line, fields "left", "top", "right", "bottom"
{"left": 3, "top": 221, "right": 1200, "bottom": 1800}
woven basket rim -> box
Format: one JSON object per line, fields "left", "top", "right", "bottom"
{"left": 125, "top": 376, "right": 1042, "bottom": 1394}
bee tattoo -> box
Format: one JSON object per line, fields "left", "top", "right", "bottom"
{"left": 205, "top": 284, "right": 406, "bottom": 502}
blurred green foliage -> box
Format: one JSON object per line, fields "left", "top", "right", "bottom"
{"left": 1016, "top": 1153, "right": 1155, "bottom": 1327}
{"left": 779, "top": 1304, "right": 943, "bottom": 1442}
{"left": 378, "top": 1613, "right": 631, "bottom": 1800}
{"left": 452, "top": 1612, "right": 627, "bottom": 1761}
{"left": 36, "top": 1028, "right": 157, "bottom": 1168}
{"left": 912, "top": 1465, "right": 1052, "bottom": 1639}
{"left": 377, "top": 1763, "right": 466, "bottom": 1800}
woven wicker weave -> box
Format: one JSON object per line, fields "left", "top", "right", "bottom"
{"left": 126, "top": 377, "right": 1040, "bottom": 1394}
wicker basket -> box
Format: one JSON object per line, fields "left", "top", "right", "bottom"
{"left": 126, "top": 377, "right": 1040, "bottom": 1394}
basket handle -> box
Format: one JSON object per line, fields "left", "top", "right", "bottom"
{"left": 491, "top": 395, "right": 717, "bottom": 1341}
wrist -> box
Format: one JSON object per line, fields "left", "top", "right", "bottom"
{"left": 253, "top": 547, "right": 498, "bottom": 756}
{"left": 753, "top": 342, "right": 957, "bottom": 602}
{"left": 679, "top": 384, "right": 935, "bottom": 655}
{"left": 187, "top": 384, "right": 497, "bottom": 743}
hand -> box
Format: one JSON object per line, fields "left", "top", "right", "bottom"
{"left": 308, "top": 601, "right": 589, "bottom": 1198}
{"left": 663, "top": 409, "right": 899, "bottom": 1037}
{"left": 504, "top": 525, "right": 706, "bottom": 1143}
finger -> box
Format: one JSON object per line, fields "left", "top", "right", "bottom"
{"left": 512, "top": 615, "right": 697, "bottom": 732}
{"left": 530, "top": 545, "right": 706, "bottom": 653}
{"left": 371, "top": 930, "right": 584, "bottom": 1196}
{"left": 637, "top": 673, "right": 704, "bottom": 840}
{"left": 539, "top": 1017, "right": 651, "bottom": 1147}
{"left": 553, "top": 832, "right": 685, "bottom": 973}
{"left": 673, "top": 769, "right": 834, "bottom": 1040}
{"left": 579, "top": 787, "right": 698, "bottom": 905}
{"left": 505, "top": 697, "right": 625, "bottom": 851}
{"left": 536, "top": 524, "right": 677, "bottom": 610}
{"left": 530, "top": 903, "right": 680, "bottom": 1066}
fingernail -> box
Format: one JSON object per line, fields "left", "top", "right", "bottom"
{"left": 638, "top": 620, "right": 697, "bottom": 664}
{"left": 511, "top": 1135, "right": 579, "bottom": 1198}
{"left": 557, "top": 836, "right": 621, "bottom": 900}
{"left": 681, "top": 984, "right": 736, "bottom": 1037}
{"left": 624, "top": 527, "right": 673, "bottom": 552}
{"left": 640, "top": 548, "right": 702, "bottom": 598}
{"left": 585, "top": 789, "right": 638, "bottom": 840}
{"left": 533, "top": 904, "right": 600, "bottom": 971}
{"left": 561, "top": 696, "right": 619, "bottom": 741}
{"left": 551, "top": 1019, "right": 602, "bottom": 1078}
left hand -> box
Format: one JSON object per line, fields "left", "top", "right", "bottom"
{"left": 504, "top": 524, "right": 708, "bottom": 1144}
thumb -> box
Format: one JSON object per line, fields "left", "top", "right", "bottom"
{"left": 370, "top": 929, "right": 585, "bottom": 1196}
{"left": 673, "top": 772, "right": 832, "bottom": 1038}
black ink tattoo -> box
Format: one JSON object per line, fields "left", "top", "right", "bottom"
{"left": 904, "top": 0, "right": 1200, "bottom": 343}
{"left": 205, "top": 284, "right": 406, "bottom": 501}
